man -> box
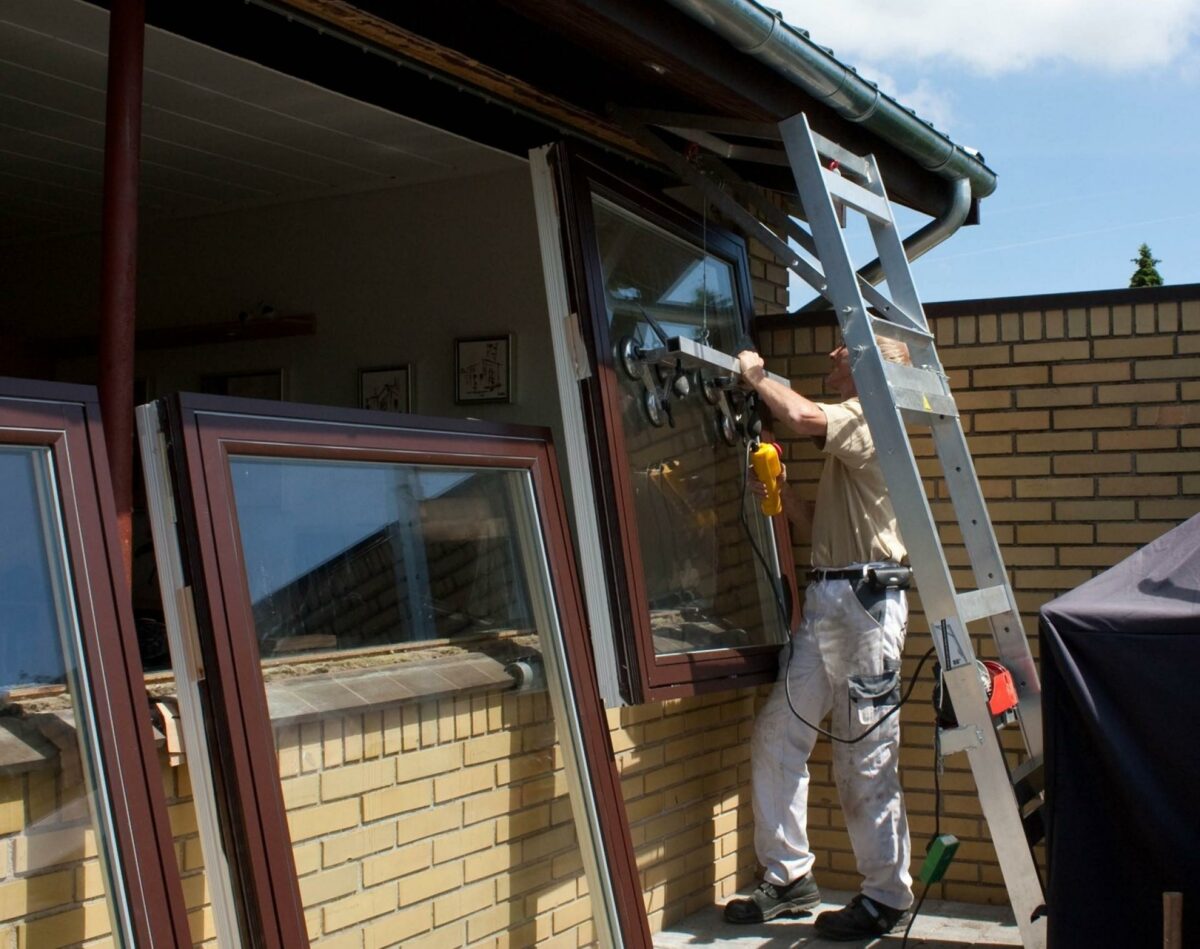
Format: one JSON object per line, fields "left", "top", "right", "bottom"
{"left": 724, "top": 339, "right": 914, "bottom": 941}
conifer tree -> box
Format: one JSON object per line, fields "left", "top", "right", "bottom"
{"left": 1129, "top": 243, "right": 1164, "bottom": 287}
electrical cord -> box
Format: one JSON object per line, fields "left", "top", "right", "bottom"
{"left": 738, "top": 439, "right": 935, "bottom": 744}
{"left": 899, "top": 646, "right": 952, "bottom": 947}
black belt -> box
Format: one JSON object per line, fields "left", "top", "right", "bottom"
{"left": 808, "top": 563, "right": 912, "bottom": 590}
{"left": 808, "top": 566, "right": 869, "bottom": 582}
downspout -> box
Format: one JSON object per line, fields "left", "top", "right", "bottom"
{"left": 98, "top": 0, "right": 145, "bottom": 585}
{"left": 661, "top": 0, "right": 996, "bottom": 199}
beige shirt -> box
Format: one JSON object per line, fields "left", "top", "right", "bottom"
{"left": 810, "top": 397, "right": 907, "bottom": 567}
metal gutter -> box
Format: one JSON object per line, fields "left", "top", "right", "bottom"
{"left": 661, "top": 0, "right": 997, "bottom": 199}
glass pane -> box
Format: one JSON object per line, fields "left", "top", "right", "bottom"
{"left": 592, "top": 196, "right": 788, "bottom": 656}
{"left": 228, "top": 457, "right": 595, "bottom": 945}
{"left": 0, "top": 447, "right": 126, "bottom": 947}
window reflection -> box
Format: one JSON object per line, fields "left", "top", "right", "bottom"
{"left": 229, "top": 458, "right": 535, "bottom": 657}
{"left": 592, "top": 197, "right": 786, "bottom": 656}
{"left": 0, "top": 447, "right": 124, "bottom": 946}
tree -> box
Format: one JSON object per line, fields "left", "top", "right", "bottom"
{"left": 1129, "top": 243, "right": 1163, "bottom": 288}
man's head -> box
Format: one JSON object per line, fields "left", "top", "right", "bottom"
{"left": 826, "top": 336, "right": 911, "bottom": 399}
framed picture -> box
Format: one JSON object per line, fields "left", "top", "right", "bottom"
{"left": 455, "top": 335, "right": 512, "bottom": 404}
{"left": 359, "top": 365, "right": 412, "bottom": 413}
{"left": 200, "top": 369, "right": 284, "bottom": 401}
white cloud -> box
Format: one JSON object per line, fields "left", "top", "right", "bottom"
{"left": 769, "top": 0, "right": 1200, "bottom": 76}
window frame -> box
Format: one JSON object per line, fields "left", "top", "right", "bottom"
{"left": 549, "top": 144, "right": 798, "bottom": 702}
{"left": 0, "top": 377, "right": 193, "bottom": 947}
{"left": 154, "top": 392, "right": 651, "bottom": 948}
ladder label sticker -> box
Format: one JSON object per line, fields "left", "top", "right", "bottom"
{"left": 936, "top": 616, "right": 972, "bottom": 669}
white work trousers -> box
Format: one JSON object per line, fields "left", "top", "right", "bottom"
{"left": 751, "top": 577, "right": 914, "bottom": 910}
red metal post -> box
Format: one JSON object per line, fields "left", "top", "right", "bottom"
{"left": 98, "top": 0, "right": 145, "bottom": 584}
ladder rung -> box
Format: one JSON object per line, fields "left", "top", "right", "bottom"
{"left": 894, "top": 388, "right": 958, "bottom": 419}
{"left": 882, "top": 363, "right": 957, "bottom": 418}
{"left": 867, "top": 314, "right": 935, "bottom": 349}
{"left": 823, "top": 168, "right": 891, "bottom": 223}
{"left": 1013, "top": 758, "right": 1045, "bottom": 809}
{"left": 955, "top": 585, "right": 1012, "bottom": 624}
{"left": 1022, "top": 806, "right": 1046, "bottom": 848}
{"left": 808, "top": 127, "right": 872, "bottom": 179}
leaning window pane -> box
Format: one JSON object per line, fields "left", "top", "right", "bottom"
{"left": 228, "top": 457, "right": 593, "bottom": 944}
{"left": 0, "top": 448, "right": 126, "bottom": 946}
{"left": 592, "top": 196, "right": 787, "bottom": 656}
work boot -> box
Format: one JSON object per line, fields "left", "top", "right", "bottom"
{"left": 814, "top": 893, "right": 912, "bottom": 941}
{"left": 722, "top": 874, "right": 821, "bottom": 924}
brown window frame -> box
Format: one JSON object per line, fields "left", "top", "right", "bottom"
{"left": 155, "top": 392, "right": 651, "bottom": 948}
{"left": 0, "top": 377, "right": 192, "bottom": 946}
{"left": 549, "top": 144, "right": 798, "bottom": 703}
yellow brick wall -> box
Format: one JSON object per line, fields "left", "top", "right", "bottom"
{"left": 749, "top": 288, "right": 1200, "bottom": 905}
{"left": 275, "top": 692, "right": 593, "bottom": 948}
{"left": 0, "top": 762, "right": 116, "bottom": 949}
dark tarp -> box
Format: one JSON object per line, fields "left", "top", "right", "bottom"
{"left": 1040, "top": 513, "right": 1200, "bottom": 948}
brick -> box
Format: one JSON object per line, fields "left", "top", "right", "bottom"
{"left": 1016, "top": 477, "right": 1092, "bottom": 498}
{"left": 1056, "top": 500, "right": 1136, "bottom": 521}
{"left": 1015, "top": 523, "right": 1093, "bottom": 545}
{"left": 433, "top": 821, "right": 494, "bottom": 864}
{"left": 1097, "top": 382, "right": 1178, "bottom": 404}
{"left": 398, "top": 861, "right": 463, "bottom": 907}
{"left": 1053, "top": 454, "right": 1131, "bottom": 475}
{"left": 1094, "top": 337, "right": 1174, "bottom": 358}
{"left": 1015, "top": 386, "right": 1090, "bottom": 408}
{"left": 464, "top": 843, "right": 518, "bottom": 884}
{"left": 1016, "top": 431, "right": 1092, "bottom": 453}
{"left": 395, "top": 804, "right": 461, "bottom": 845}
{"left": 434, "top": 763, "right": 496, "bottom": 803}
{"left": 322, "top": 822, "right": 395, "bottom": 868}
{"left": 14, "top": 827, "right": 97, "bottom": 874}
{"left": 1138, "top": 452, "right": 1200, "bottom": 473}
{"left": 1012, "top": 340, "right": 1090, "bottom": 363}
{"left": 0, "top": 871, "right": 73, "bottom": 923}
{"left": 1052, "top": 362, "right": 1129, "bottom": 384}
{"left": 400, "top": 744, "right": 462, "bottom": 781}
{"left": 1137, "top": 357, "right": 1200, "bottom": 379}
{"left": 433, "top": 879, "right": 494, "bottom": 927}
{"left": 495, "top": 805, "right": 552, "bottom": 843}
{"left": 362, "top": 840, "right": 433, "bottom": 886}
{"left": 362, "top": 778, "right": 434, "bottom": 821}
{"left": 1053, "top": 407, "right": 1133, "bottom": 430}
{"left": 17, "top": 900, "right": 111, "bottom": 948}
{"left": 974, "top": 410, "right": 1048, "bottom": 432}
{"left": 939, "top": 344, "right": 1010, "bottom": 368}
{"left": 320, "top": 758, "right": 396, "bottom": 802}
{"left": 281, "top": 774, "right": 320, "bottom": 810}
{"left": 1139, "top": 500, "right": 1200, "bottom": 520}
{"left": 298, "top": 865, "right": 357, "bottom": 908}
{"left": 1099, "top": 476, "right": 1178, "bottom": 496}
{"left": 1097, "top": 429, "right": 1175, "bottom": 451}
{"left": 323, "top": 882, "right": 398, "bottom": 932}
{"left": 287, "top": 800, "right": 359, "bottom": 843}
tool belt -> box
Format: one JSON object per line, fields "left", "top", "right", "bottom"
{"left": 808, "top": 562, "right": 912, "bottom": 593}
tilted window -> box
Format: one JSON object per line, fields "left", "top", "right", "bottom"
{"left": 139, "top": 395, "right": 651, "bottom": 948}
{"left": 0, "top": 380, "right": 191, "bottom": 946}
{"left": 548, "top": 147, "right": 795, "bottom": 702}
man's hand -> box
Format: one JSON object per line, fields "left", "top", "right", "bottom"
{"left": 736, "top": 349, "right": 766, "bottom": 386}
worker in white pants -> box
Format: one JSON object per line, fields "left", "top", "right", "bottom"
{"left": 725, "top": 340, "right": 916, "bottom": 941}
{"left": 752, "top": 575, "right": 912, "bottom": 910}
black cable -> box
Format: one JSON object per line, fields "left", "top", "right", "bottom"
{"left": 737, "top": 440, "right": 935, "bottom": 744}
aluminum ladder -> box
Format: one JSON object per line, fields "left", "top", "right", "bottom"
{"left": 620, "top": 109, "right": 1048, "bottom": 948}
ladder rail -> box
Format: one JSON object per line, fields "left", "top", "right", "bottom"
{"left": 780, "top": 110, "right": 1048, "bottom": 949}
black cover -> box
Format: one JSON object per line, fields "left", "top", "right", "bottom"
{"left": 1040, "top": 513, "right": 1200, "bottom": 948}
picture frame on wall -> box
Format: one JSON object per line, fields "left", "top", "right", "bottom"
{"left": 359, "top": 365, "right": 412, "bottom": 413}
{"left": 200, "top": 369, "right": 284, "bottom": 401}
{"left": 455, "top": 335, "right": 512, "bottom": 404}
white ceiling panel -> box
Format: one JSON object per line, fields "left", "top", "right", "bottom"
{"left": 0, "top": 0, "right": 521, "bottom": 246}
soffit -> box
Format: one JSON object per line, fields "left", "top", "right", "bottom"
{"left": 0, "top": 0, "right": 520, "bottom": 246}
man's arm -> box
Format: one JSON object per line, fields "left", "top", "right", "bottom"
{"left": 736, "top": 350, "right": 827, "bottom": 439}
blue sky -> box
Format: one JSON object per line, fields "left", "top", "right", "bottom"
{"left": 772, "top": 1, "right": 1200, "bottom": 303}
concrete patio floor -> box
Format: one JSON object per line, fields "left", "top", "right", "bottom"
{"left": 655, "top": 888, "right": 1022, "bottom": 948}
